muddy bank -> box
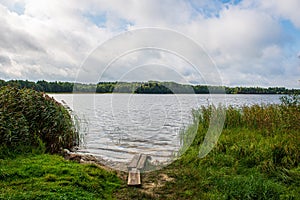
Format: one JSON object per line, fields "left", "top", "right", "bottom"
{"left": 62, "top": 148, "right": 170, "bottom": 172}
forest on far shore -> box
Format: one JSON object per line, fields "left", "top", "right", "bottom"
{"left": 0, "top": 79, "right": 299, "bottom": 94}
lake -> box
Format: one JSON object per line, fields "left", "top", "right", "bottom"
{"left": 50, "top": 94, "right": 282, "bottom": 166}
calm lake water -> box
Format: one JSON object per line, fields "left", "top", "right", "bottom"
{"left": 50, "top": 94, "right": 282, "bottom": 164}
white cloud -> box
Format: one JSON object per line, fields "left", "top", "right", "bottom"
{"left": 88, "top": 0, "right": 193, "bottom": 27}
{"left": 180, "top": 3, "right": 299, "bottom": 87}
{"left": 0, "top": 0, "right": 299, "bottom": 87}
{"left": 0, "top": 0, "right": 114, "bottom": 81}
{"left": 259, "top": 0, "right": 300, "bottom": 29}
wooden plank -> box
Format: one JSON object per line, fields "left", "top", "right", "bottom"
{"left": 127, "top": 154, "right": 151, "bottom": 186}
{"left": 128, "top": 154, "right": 141, "bottom": 169}
{"left": 127, "top": 168, "right": 141, "bottom": 186}
{"left": 136, "top": 154, "right": 147, "bottom": 170}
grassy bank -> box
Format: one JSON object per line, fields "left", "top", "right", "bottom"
{"left": 0, "top": 153, "right": 121, "bottom": 199}
{"left": 116, "top": 95, "right": 300, "bottom": 199}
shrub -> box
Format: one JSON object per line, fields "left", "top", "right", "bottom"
{"left": 0, "top": 86, "right": 78, "bottom": 156}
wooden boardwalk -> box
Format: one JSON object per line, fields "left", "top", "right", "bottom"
{"left": 127, "top": 154, "right": 151, "bottom": 186}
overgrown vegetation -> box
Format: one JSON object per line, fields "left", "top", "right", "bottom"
{"left": 0, "top": 86, "right": 79, "bottom": 157}
{"left": 0, "top": 154, "right": 121, "bottom": 200}
{"left": 116, "top": 94, "right": 300, "bottom": 199}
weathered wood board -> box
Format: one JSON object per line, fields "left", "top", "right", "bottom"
{"left": 127, "top": 154, "right": 151, "bottom": 186}
{"left": 128, "top": 154, "right": 141, "bottom": 169}
{"left": 127, "top": 168, "right": 141, "bottom": 186}
{"left": 136, "top": 154, "right": 147, "bottom": 169}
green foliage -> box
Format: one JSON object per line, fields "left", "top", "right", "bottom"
{"left": 0, "top": 154, "right": 121, "bottom": 199}
{"left": 225, "top": 86, "right": 291, "bottom": 94}
{"left": 1, "top": 79, "right": 299, "bottom": 94}
{"left": 117, "top": 99, "right": 300, "bottom": 199}
{"left": 191, "top": 96, "right": 299, "bottom": 133}
{"left": 169, "top": 99, "right": 299, "bottom": 199}
{"left": 0, "top": 86, "right": 79, "bottom": 157}
{"left": 0, "top": 80, "right": 74, "bottom": 92}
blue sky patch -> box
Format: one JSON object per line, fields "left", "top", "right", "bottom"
{"left": 7, "top": 2, "right": 25, "bottom": 15}
{"left": 84, "top": 12, "right": 107, "bottom": 28}
{"left": 84, "top": 12, "right": 133, "bottom": 31}
{"left": 280, "top": 19, "right": 300, "bottom": 57}
{"left": 188, "top": 0, "right": 242, "bottom": 19}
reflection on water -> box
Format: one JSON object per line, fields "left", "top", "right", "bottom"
{"left": 50, "top": 94, "right": 282, "bottom": 163}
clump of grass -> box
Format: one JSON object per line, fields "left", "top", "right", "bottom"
{"left": 0, "top": 86, "right": 79, "bottom": 157}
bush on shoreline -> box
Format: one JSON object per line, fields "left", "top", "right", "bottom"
{"left": 0, "top": 86, "right": 79, "bottom": 157}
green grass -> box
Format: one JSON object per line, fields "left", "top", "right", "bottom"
{"left": 115, "top": 95, "right": 300, "bottom": 199}
{"left": 165, "top": 128, "right": 299, "bottom": 199}
{"left": 0, "top": 153, "right": 121, "bottom": 200}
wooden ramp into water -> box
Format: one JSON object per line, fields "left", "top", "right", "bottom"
{"left": 127, "top": 154, "right": 151, "bottom": 186}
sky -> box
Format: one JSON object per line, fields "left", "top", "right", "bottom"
{"left": 0, "top": 0, "right": 300, "bottom": 88}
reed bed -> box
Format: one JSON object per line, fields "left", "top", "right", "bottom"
{"left": 0, "top": 86, "right": 79, "bottom": 157}
{"left": 173, "top": 95, "right": 300, "bottom": 199}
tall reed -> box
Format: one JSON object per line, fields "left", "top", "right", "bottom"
{"left": 0, "top": 86, "right": 79, "bottom": 156}
{"left": 181, "top": 94, "right": 300, "bottom": 170}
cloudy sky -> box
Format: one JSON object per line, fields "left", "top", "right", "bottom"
{"left": 0, "top": 0, "right": 300, "bottom": 88}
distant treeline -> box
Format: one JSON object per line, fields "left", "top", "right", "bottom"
{"left": 0, "top": 79, "right": 299, "bottom": 94}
